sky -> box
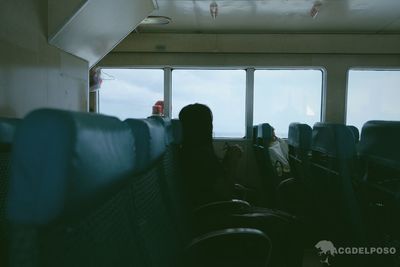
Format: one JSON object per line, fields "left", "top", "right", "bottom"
{"left": 99, "top": 68, "right": 400, "bottom": 138}
{"left": 346, "top": 70, "right": 400, "bottom": 131}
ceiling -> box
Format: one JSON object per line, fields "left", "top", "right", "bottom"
{"left": 137, "top": 0, "right": 400, "bottom": 34}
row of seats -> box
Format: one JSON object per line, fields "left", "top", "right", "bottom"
{"left": 254, "top": 120, "right": 400, "bottom": 264}
{"left": 0, "top": 110, "right": 271, "bottom": 267}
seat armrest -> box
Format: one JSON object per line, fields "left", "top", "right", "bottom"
{"left": 193, "top": 199, "right": 251, "bottom": 217}
{"left": 185, "top": 228, "right": 271, "bottom": 267}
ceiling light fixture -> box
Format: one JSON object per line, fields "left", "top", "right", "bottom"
{"left": 210, "top": 1, "right": 218, "bottom": 19}
{"left": 310, "top": 1, "right": 322, "bottom": 18}
{"left": 140, "top": 16, "right": 171, "bottom": 25}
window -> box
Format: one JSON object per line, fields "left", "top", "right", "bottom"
{"left": 253, "top": 69, "right": 323, "bottom": 138}
{"left": 99, "top": 69, "right": 163, "bottom": 120}
{"left": 172, "top": 69, "right": 246, "bottom": 138}
{"left": 347, "top": 70, "right": 400, "bottom": 131}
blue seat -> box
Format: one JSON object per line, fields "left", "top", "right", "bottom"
{"left": 277, "top": 123, "right": 312, "bottom": 216}
{"left": 358, "top": 120, "right": 400, "bottom": 241}
{"left": 171, "top": 119, "right": 182, "bottom": 145}
{"left": 347, "top": 125, "right": 360, "bottom": 143}
{"left": 6, "top": 110, "right": 273, "bottom": 267}
{"left": 252, "top": 123, "right": 280, "bottom": 207}
{"left": 0, "top": 117, "right": 20, "bottom": 215}
{"left": 309, "top": 123, "right": 364, "bottom": 245}
{"left": 125, "top": 117, "right": 183, "bottom": 266}
{"left": 125, "top": 117, "right": 272, "bottom": 267}
{"left": 287, "top": 122, "right": 312, "bottom": 183}
{"left": 7, "top": 109, "right": 145, "bottom": 266}
{"left": 0, "top": 117, "right": 21, "bottom": 266}
{"left": 359, "top": 121, "right": 400, "bottom": 171}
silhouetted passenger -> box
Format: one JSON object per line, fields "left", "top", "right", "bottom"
{"left": 179, "top": 103, "right": 234, "bottom": 207}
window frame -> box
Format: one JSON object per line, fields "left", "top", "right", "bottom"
{"left": 98, "top": 67, "right": 165, "bottom": 120}
{"left": 252, "top": 67, "right": 325, "bottom": 138}
{"left": 97, "top": 66, "right": 326, "bottom": 140}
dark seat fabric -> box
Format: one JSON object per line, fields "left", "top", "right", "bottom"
{"left": 359, "top": 121, "right": 400, "bottom": 171}
{"left": 6, "top": 109, "right": 146, "bottom": 267}
{"left": 171, "top": 118, "right": 182, "bottom": 145}
{"left": 358, "top": 121, "right": 400, "bottom": 242}
{"left": 125, "top": 118, "right": 167, "bottom": 172}
{"left": 125, "top": 118, "right": 182, "bottom": 267}
{"left": 280, "top": 123, "right": 312, "bottom": 216}
{"left": 309, "top": 123, "right": 364, "bottom": 244}
{"left": 253, "top": 123, "right": 279, "bottom": 207}
{"left": 347, "top": 125, "right": 360, "bottom": 143}
{"left": 186, "top": 228, "right": 271, "bottom": 267}
{"left": 0, "top": 117, "right": 20, "bottom": 219}
{"left": 166, "top": 118, "right": 296, "bottom": 264}
{"left": 0, "top": 117, "right": 21, "bottom": 267}
{"left": 287, "top": 122, "right": 312, "bottom": 183}
{"left": 126, "top": 118, "right": 276, "bottom": 266}
{"left": 161, "top": 119, "right": 193, "bottom": 244}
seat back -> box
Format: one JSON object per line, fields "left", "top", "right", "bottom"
{"left": 125, "top": 118, "right": 182, "bottom": 267}
{"left": 252, "top": 123, "right": 279, "bottom": 207}
{"left": 6, "top": 111, "right": 274, "bottom": 267}
{"left": 347, "top": 125, "right": 360, "bottom": 143}
{"left": 6, "top": 109, "right": 147, "bottom": 267}
{"left": 309, "top": 122, "right": 364, "bottom": 244}
{"left": 287, "top": 122, "right": 312, "bottom": 183}
{"left": 0, "top": 117, "right": 21, "bottom": 266}
{"left": 161, "top": 119, "right": 193, "bottom": 243}
{"left": 171, "top": 119, "right": 183, "bottom": 145}
{"left": 0, "top": 118, "right": 20, "bottom": 221}
{"left": 359, "top": 120, "right": 400, "bottom": 240}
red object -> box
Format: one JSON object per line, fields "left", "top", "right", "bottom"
{"left": 152, "top": 100, "right": 164, "bottom": 115}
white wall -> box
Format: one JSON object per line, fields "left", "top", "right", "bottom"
{"left": 0, "top": 0, "right": 89, "bottom": 118}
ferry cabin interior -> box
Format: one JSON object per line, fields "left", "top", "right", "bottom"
{"left": 1, "top": 0, "right": 400, "bottom": 266}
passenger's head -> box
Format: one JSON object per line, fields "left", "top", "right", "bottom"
{"left": 179, "top": 103, "right": 213, "bottom": 147}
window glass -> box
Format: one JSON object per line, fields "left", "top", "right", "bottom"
{"left": 347, "top": 70, "right": 400, "bottom": 131}
{"left": 254, "top": 69, "right": 322, "bottom": 137}
{"left": 172, "top": 69, "right": 246, "bottom": 138}
{"left": 99, "top": 69, "right": 163, "bottom": 120}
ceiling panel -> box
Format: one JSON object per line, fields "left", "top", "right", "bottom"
{"left": 137, "top": 0, "right": 400, "bottom": 33}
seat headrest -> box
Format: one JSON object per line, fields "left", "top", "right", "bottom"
{"left": 125, "top": 117, "right": 167, "bottom": 172}
{"left": 148, "top": 116, "right": 174, "bottom": 144}
{"left": 312, "top": 122, "right": 356, "bottom": 158}
{"left": 7, "top": 109, "right": 136, "bottom": 224}
{"left": 171, "top": 119, "right": 182, "bottom": 145}
{"left": 252, "top": 126, "right": 258, "bottom": 144}
{"left": 359, "top": 120, "right": 400, "bottom": 170}
{"left": 288, "top": 123, "right": 312, "bottom": 150}
{"left": 257, "top": 123, "right": 273, "bottom": 145}
{"left": 0, "top": 117, "right": 21, "bottom": 145}
{"left": 347, "top": 125, "right": 360, "bottom": 143}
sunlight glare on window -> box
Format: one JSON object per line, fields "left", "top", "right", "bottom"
{"left": 253, "top": 69, "right": 322, "bottom": 138}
